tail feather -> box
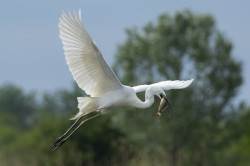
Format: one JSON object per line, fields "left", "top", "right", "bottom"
{"left": 70, "top": 97, "right": 98, "bottom": 120}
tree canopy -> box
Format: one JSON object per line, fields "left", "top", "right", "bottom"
{"left": 113, "top": 10, "right": 243, "bottom": 166}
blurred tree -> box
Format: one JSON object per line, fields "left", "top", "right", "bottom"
{"left": 38, "top": 84, "right": 127, "bottom": 166}
{"left": 0, "top": 83, "right": 36, "bottom": 129}
{"left": 41, "top": 83, "right": 84, "bottom": 115}
{"left": 221, "top": 107, "right": 250, "bottom": 166}
{"left": 0, "top": 112, "right": 125, "bottom": 166}
{"left": 113, "top": 10, "right": 242, "bottom": 166}
{"left": 0, "top": 84, "right": 127, "bottom": 166}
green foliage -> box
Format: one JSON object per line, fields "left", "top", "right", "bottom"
{"left": 222, "top": 107, "right": 250, "bottom": 166}
{"left": 0, "top": 83, "right": 36, "bottom": 129}
{"left": 0, "top": 84, "right": 126, "bottom": 166}
{"left": 41, "top": 83, "right": 84, "bottom": 115}
{"left": 113, "top": 10, "right": 243, "bottom": 165}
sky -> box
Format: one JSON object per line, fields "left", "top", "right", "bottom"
{"left": 0, "top": 0, "right": 249, "bottom": 105}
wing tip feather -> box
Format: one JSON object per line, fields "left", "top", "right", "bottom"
{"left": 79, "top": 9, "right": 82, "bottom": 20}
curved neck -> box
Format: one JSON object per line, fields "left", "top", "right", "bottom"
{"left": 133, "top": 94, "right": 155, "bottom": 109}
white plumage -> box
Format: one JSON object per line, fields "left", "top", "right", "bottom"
{"left": 52, "top": 10, "right": 194, "bottom": 151}
{"left": 59, "top": 10, "right": 122, "bottom": 97}
{"left": 132, "top": 79, "right": 194, "bottom": 92}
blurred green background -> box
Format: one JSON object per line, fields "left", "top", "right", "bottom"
{"left": 1, "top": 1, "right": 250, "bottom": 166}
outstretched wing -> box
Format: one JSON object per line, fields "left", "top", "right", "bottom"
{"left": 59, "top": 10, "right": 123, "bottom": 97}
{"left": 133, "top": 79, "right": 194, "bottom": 93}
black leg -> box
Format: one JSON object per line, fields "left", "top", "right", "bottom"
{"left": 51, "top": 113, "right": 101, "bottom": 152}
{"left": 51, "top": 117, "right": 81, "bottom": 149}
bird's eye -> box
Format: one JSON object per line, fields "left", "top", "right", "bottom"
{"left": 160, "top": 94, "right": 164, "bottom": 98}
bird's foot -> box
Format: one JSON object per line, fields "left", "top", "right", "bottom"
{"left": 51, "top": 137, "right": 66, "bottom": 152}
{"left": 51, "top": 136, "right": 63, "bottom": 147}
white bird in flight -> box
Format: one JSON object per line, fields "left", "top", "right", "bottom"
{"left": 51, "top": 10, "right": 194, "bottom": 151}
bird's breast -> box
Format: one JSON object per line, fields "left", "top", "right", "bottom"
{"left": 97, "top": 86, "right": 136, "bottom": 109}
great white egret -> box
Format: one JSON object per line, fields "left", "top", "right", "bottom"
{"left": 51, "top": 10, "right": 194, "bottom": 151}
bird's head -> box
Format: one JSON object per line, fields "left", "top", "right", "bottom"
{"left": 146, "top": 86, "right": 171, "bottom": 116}
{"left": 145, "top": 86, "right": 165, "bottom": 98}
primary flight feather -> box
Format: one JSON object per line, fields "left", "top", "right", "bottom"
{"left": 52, "top": 10, "right": 194, "bottom": 151}
{"left": 59, "top": 10, "right": 122, "bottom": 97}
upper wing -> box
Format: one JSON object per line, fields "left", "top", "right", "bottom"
{"left": 133, "top": 79, "right": 194, "bottom": 93}
{"left": 59, "top": 10, "right": 123, "bottom": 97}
